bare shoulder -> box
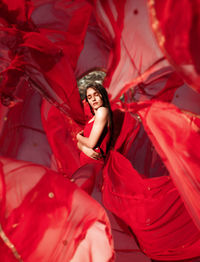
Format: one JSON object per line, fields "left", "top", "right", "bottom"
{"left": 96, "top": 107, "right": 109, "bottom": 119}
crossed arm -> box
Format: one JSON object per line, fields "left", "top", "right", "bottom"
{"left": 77, "top": 107, "right": 109, "bottom": 159}
{"left": 77, "top": 142, "right": 102, "bottom": 160}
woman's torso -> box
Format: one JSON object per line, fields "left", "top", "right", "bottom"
{"left": 80, "top": 119, "right": 111, "bottom": 166}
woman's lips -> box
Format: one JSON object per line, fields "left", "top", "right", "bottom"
{"left": 93, "top": 102, "right": 98, "bottom": 106}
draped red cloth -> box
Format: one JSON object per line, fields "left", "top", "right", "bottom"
{"left": 0, "top": 0, "right": 89, "bottom": 123}
{"left": 102, "top": 101, "right": 200, "bottom": 260}
{"left": 1, "top": 0, "right": 200, "bottom": 262}
{"left": 0, "top": 157, "right": 114, "bottom": 262}
{"left": 92, "top": 0, "right": 173, "bottom": 102}
{"left": 41, "top": 100, "right": 82, "bottom": 176}
{"left": 139, "top": 101, "right": 200, "bottom": 231}
{"left": 148, "top": 0, "right": 200, "bottom": 94}
{"left": 0, "top": 1, "right": 115, "bottom": 261}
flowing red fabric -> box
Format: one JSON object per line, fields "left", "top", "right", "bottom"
{"left": 139, "top": 101, "right": 200, "bottom": 230}
{"left": 41, "top": 100, "right": 82, "bottom": 176}
{"left": 148, "top": 0, "right": 200, "bottom": 94}
{"left": 0, "top": 157, "right": 114, "bottom": 262}
{"left": 1, "top": 0, "right": 200, "bottom": 261}
{"left": 0, "top": 0, "right": 90, "bottom": 123}
{"left": 102, "top": 102, "right": 200, "bottom": 260}
{"left": 0, "top": 82, "right": 52, "bottom": 166}
{"left": 75, "top": 12, "right": 111, "bottom": 78}
{"left": 103, "top": 150, "right": 200, "bottom": 261}
{"left": 93, "top": 0, "right": 173, "bottom": 101}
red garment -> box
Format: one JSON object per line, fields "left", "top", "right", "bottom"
{"left": 102, "top": 101, "right": 200, "bottom": 261}
{"left": 148, "top": 0, "right": 200, "bottom": 94}
{"left": 70, "top": 117, "right": 110, "bottom": 194}
{"left": 1, "top": 0, "right": 200, "bottom": 261}
{"left": 139, "top": 101, "right": 200, "bottom": 231}
{"left": 0, "top": 157, "right": 114, "bottom": 262}
{"left": 41, "top": 101, "right": 83, "bottom": 177}
{"left": 0, "top": 0, "right": 90, "bottom": 124}
{"left": 80, "top": 119, "right": 111, "bottom": 166}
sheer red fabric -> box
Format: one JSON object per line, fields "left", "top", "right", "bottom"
{"left": 0, "top": 0, "right": 90, "bottom": 123}
{"left": 41, "top": 100, "right": 83, "bottom": 176}
{"left": 0, "top": 157, "right": 114, "bottom": 262}
{"left": 103, "top": 150, "right": 200, "bottom": 260}
{"left": 102, "top": 101, "right": 200, "bottom": 260}
{"left": 148, "top": 0, "right": 200, "bottom": 94}
{"left": 1, "top": 0, "right": 200, "bottom": 261}
{"left": 139, "top": 101, "right": 200, "bottom": 231}
{"left": 93, "top": 0, "right": 173, "bottom": 101}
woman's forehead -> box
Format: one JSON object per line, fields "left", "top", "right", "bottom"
{"left": 86, "top": 87, "right": 99, "bottom": 95}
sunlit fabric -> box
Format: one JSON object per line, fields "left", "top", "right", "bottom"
{"left": 148, "top": 0, "right": 200, "bottom": 94}
{"left": 103, "top": 101, "right": 200, "bottom": 260}
{"left": 41, "top": 100, "right": 82, "bottom": 175}
{"left": 0, "top": 0, "right": 200, "bottom": 262}
{"left": 0, "top": 0, "right": 89, "bottom": 122}
{"left": 0, "top": 157, "right": 114, "bottom": 262}
{"left": 139, "top": 101, "right": 200, "bottom": 229}
{"left": 93, "top": 0, "right": 173, "bottom": 101}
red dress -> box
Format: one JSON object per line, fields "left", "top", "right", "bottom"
{"left": 80, "top": 119, "right": 111, "bottom": 166}
{"left": 69, "top": 118, "right": 111, "bottom": 194}
{"left": 102, "top": 105, "right": 200, "bottom": 261}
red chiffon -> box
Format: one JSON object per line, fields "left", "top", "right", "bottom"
{"left": 103, "top": 150, "right": 200, "bottom": 260}
{"left": 0, "top": 157, "right": 114, "bottom": 262}
{"left": 148, "top": 0, "right": 200, "bottom": 93}
{"left": 139, "top": 101, "right": 200, "bottom": 231}
{"left": 80, "top": 119, "right": 111, "bottom": 166}
{"left": 0, "top": 0, "right": 89, "bottom": 123}
{"left": 92, "top": 0, "right": 173, "bottom": 101}
{"left": 1, "top": 0, "right": 200, "bottom": 261}
{"left": 41, "top": 100, "right": 83, "bottom": 177}
{"left": 102, "top": 101, "right": 200, "bottom": 260}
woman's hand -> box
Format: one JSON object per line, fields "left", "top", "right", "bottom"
{"left": 77, "top": 141, "right": 102, "bottom": 160}
{"left": 83, "top": 147, "right": 102, "bottom": 160}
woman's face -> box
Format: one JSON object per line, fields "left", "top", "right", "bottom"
{"left": 86, "top": 87, "right": 103, "bottom": 111}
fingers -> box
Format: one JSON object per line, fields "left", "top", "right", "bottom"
{"left": 92, "top": 153, "right": 102, "bottom": 160}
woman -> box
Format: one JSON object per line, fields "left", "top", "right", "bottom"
{"left": 76, "top": 83, "right": 112, "bottom": 166}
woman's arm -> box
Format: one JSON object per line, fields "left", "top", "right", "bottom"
{"left": 77, "top": 142, "right": 102, "bottom": 160}
{"left": 77, "top": 107, "right": 108, "bottom": 149}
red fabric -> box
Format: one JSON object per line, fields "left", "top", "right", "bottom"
{"left": 102, "top": 103, "right": 200, "bottom": 260}
{"left": 80, "top": 119, "right": 111, "bottom": 166}
{"left": 139, "top": 101, "right": 200, "bottom": 231}
{"left": 41, "top": 100, "right": 82, "bottom": 177}
{"left": 75, "top": 13, "right": 111, "bottom": 78}
{"left": 148, "top": 0, "right": 200, "bottom": 93}
{"left": 1, "top": 0, "right": 200, "bottom": 261}
{"left": 103, "top": 151, "right": 200, "bottom": 261}
{"left": 0, "top": 0, "right": 90, "bottom": 123}
{"left": 0, "top": 157, "right": 114, "bottom": 262}
{"left": 0, "top": 82, "right": 52, "bottom": 167}
{"left": 93, "top": 0, "right": 173, "bottom": 101}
